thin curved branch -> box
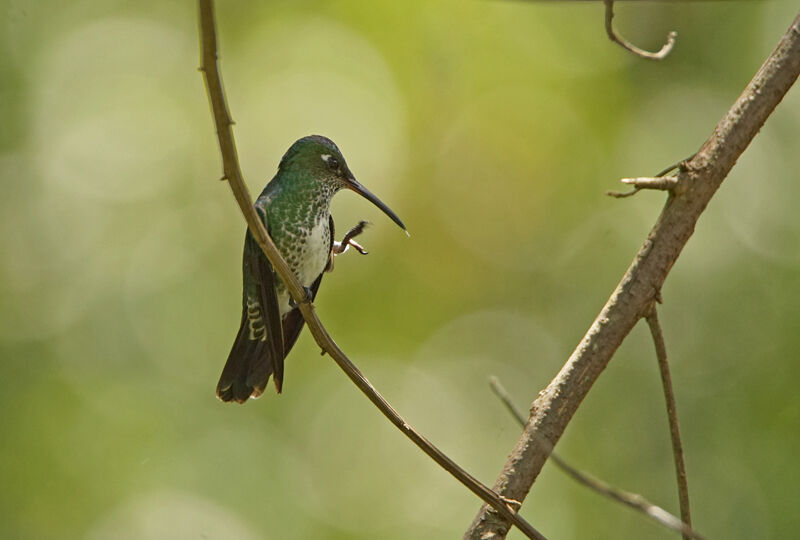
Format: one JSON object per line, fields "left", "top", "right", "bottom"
{"left": 466, "top": 11, "right": 800, "bottom": 539}
{"left": 488, "top": 377, "right": 706, "bottom": 540}
{"left": 604, "top": 0, "right": 676, "bottom": 60}
{"left": 645, "top": 305, "right": 692, "bottom": 540}
{"left": 197, "top": 1, "right": 545, "bottom": 538}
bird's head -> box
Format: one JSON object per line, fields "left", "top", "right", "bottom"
{"left": 279, "top": 135, "right": 406, "bottom": 232}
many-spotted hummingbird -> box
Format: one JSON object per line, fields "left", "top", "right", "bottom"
{"left": 217, "top": 135, "right": 406, "bottom": 403}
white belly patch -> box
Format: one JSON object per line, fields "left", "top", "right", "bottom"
{"left": 275, "top": 217, "right": 329, "bottom": 315}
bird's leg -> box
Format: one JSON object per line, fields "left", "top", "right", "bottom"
{"left": 334, "top": 220, "right": 370, "bottom": 255}
{"left": 328, "top": 220, "right": 370, "bottom": 272}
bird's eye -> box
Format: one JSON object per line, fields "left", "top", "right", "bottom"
{"left": 326, "top": 156, "right": 339, "bottom": 171}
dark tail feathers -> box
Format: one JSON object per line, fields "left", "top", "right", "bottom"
{"left": 216, "top": 310, "right": 278, "bottom": 403}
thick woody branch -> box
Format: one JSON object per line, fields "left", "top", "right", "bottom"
{"left": 197, "top": 1, "right": 545, "bottom": 538}
{"left": 466, "top": 11, "right": 800, "bottom": 539}
{"left": 489, "top": 377, "right": 706, "bottom": 540}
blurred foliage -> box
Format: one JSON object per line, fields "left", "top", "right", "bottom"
{"left": 1, "top": 1, "right": 799, "bottom": 539}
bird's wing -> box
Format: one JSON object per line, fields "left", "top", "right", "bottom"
{"left": 216, "top": 227, "right": 285, "bottom": 402}
{"left": 243, "top": 230, "right": 285, "bottom": 392}
{"left": 280, "top": 215, "right": 334, "bottom": 355}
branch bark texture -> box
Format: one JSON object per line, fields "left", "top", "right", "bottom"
{"left": 466, "top": 12, "right": 800, "bottom": 539}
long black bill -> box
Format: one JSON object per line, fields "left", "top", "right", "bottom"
{"left": 345, "top": 176, "right": 407, "bottom": 232}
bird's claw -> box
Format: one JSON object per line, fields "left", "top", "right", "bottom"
{"left": 499, "top": 495, "right": 522, "bottom": 511}
{"left": 328, "top": 220, "right": 372, "bottom": 272}
{"left": 347, "top": 239, "right": 368, "bottom": 255}
{"left": 289, "top": 286, "right": 314, "bottom": 308}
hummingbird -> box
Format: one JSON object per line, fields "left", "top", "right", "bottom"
{"left": 217, "top": 135, "right": 406, "bottom": 403}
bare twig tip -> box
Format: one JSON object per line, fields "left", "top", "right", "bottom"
{"left": 616, "top": 177, "right": 678, "bottom": 193}
{"left": 606, "top": 188, "right": 641, "bottom": 199}
{"left": 604, "top": 0, "right": 677, "bottom": 61}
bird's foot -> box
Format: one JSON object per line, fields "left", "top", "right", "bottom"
{"left": 288, "top": 286, "right": 314, "bottom": 308}
{"left": 328, "top": 220, "right": 370, "bottom": 272}
{"left": 333, "top": 220, "right": 370, "bottom": 255}
{"left": 499, "top": 495, "right": 522, "bottom": 511}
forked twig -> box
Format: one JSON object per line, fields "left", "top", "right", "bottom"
{"left": 488, "top": 377, "right": 706, "bottom": 540}
{"left": 197, "top": 1, "right": 545, "bottom": 538}
{"left": 607, "top": 154, "right": 692, "bottom": 199}
{"left": 604, "top": 0, "right": 676, "bottom": 60}
{"left": 645, "top": 305, "right": 692, "bottom": 540}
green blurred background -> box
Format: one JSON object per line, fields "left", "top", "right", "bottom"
{"left": 2, "top": 1, "right": 799, "bottom": 538}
